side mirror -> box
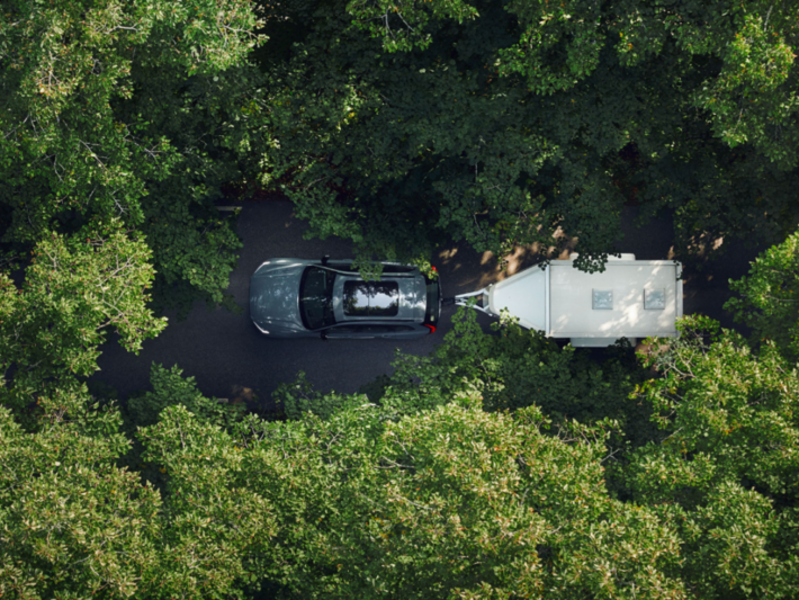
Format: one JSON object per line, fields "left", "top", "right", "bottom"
{"left": 321, "top": 254, "right": 330, "bottom": 266}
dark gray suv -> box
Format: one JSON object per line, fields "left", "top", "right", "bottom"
{"left": 249, "top": 257, "right": 441, "bottom": 339}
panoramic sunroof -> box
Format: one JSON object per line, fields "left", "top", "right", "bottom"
{"left": 343, "top": 280, "right": 399, "bottom": 316}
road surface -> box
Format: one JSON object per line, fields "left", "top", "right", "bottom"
{"left": 90, "top": 198, "right": 764, "bottom": 410}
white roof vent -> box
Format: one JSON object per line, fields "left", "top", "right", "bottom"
{"left": 644, "top": 288, "right": 666, "bottom": 310}
{"left": 592, "top": 289, "right": 613, "bottom": 310}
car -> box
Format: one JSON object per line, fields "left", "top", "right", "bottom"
{"left": 249, "top": 256, "right": 442, "bottom": 339}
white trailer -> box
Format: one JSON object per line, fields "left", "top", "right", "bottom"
{"left": 453, "top": 253, "right": 683, "bottom": 347}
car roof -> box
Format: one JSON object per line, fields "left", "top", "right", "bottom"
{"left": 331, "top": 273, "right": 426, "bottom": 323}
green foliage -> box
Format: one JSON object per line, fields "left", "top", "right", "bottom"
{"left": 725, "top": 229, "right": 799, "bottom": 360}
{"left": 0, "top": 219, "right": 167, "bottom": 427}
{"left": 5, "top": 2, "right": 799, "bottom": 597}
{"left": 262, "top": 0, "right": 799, "bottom": 274}
{"left": 137, "top": 405, "right": 278, "bottom": 598}
{"left": 0, "top": 0, "right": 259, "bottom": 235}
{"left": 354, "top": 0, "right": 799, "bottom": 168}
{"left": 691, "top": 11, "right": 799, "bottom": 169}
{"left": 358, "top": 372, "right": 393, "bottom": 402}
{"left": 0, "top": 374, "right": 276, "bottom": 599}
{"left": 623, "top": 316, "right": 799, "bottom": 598}
{"left": 0, "top": 386, "right": 159, "bottom": 599}
{"left": 127, "top": 362, "right": 246, "bottom": 431}
{"left": 345, "top": 0, "right": 480, "bottom": 53}
{"left": 7, "top": 319, "right": 799, "bottom": 598}
{"left": 263, "top": 0, "right": 623, "bottom": 272}
{"left": 113, "top": 64, "right": 270, "bottom": 318}
{"left": 0, "top": 0, "right": 268, "bottom": 318}
{"left": 496, "top": 0, "right": 605, "bottom": 96}
{"left": 231, "top": 398, "right": 684, "bottom": 599}
{"left": 272, "top": 369, "right": 369, "bottom": 421}
{"left": 121, "top": 362, "right": 246, "bottom": 492}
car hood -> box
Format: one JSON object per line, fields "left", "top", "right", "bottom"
{"left": 249, "top": 262, "right": 306, "bottom": 334}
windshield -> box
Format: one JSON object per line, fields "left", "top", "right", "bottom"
{"left": 299, "top": 267, "right": 336, "bottom": 330}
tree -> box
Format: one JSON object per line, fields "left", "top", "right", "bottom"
{"left": 724, "top": 228, "right": 799, "bottom": 361}
{"left": 349, "top": 0, "right": 799, "bottom": 169}
{"left": 118, "top": 362, "right": 247, "bottom": 494}
{"left": 0, "top": 386, "right": 277, "bottom": 599}
{"left": 0, "top": 388, "right": 164, "bottom": 599}
{"left": 0, "top": 0, "right": 270, "bottom": 317}
{"left": 389, "top": 307, "right": 650, "bottom": 433}
{"left": 1, "top": 354, "right": 685, "bottom": 599}
{"left": 0, "top": 369, "right": 277, "bottom": 599}
{"left": 7, "top": 311, "right": 799, "bottom": 598}
{"left": 622, "top": 316, "right": 799, "bottom": 598}
{"left": 263, "top": 0, "right": 622, "bottom": 273}
{"left": 260, "top": 0, "right": 799, "bottom": 272}
{"left": 230, "top": 396, "right": 685, "bottom": 599}
{"left": 0, "top": 218, "right": 166, "bottom": 428}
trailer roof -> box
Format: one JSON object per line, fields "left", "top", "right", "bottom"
{"left": 489, "top": 259, "right": 682, "bottom": 338}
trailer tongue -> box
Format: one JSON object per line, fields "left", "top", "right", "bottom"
{"left": 452, "top": 253, "right": 683, "bottom": 347}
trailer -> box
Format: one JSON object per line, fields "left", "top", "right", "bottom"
{"left": 453, "top": 253, "right": 683, "bottom": 347}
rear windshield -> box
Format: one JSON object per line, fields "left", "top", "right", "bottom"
{"left": 299, "top": 267, "right": 336, "bottom": 330}
{"left": 343, "top": 281, "right": 399, "bottom": 317}
{"left": 424, "top": 275, "right": 440, "bottom": 325}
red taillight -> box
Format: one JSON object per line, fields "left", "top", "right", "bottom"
{"left": 424, "top": 323, "right": 436, "bottom": 334}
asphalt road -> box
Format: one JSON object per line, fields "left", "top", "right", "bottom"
{"left": 90, "top": 197, "right": 765, "bottom": 410}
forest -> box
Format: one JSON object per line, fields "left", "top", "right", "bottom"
{"left": 1, "top": 0, "right": 799, "bottom": 597}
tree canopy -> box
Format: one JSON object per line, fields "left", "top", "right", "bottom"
{"left": 6, "top": 307, "right": 799, "bottom": 598}
{"left": 0, "top": 0, "right": 270, "bottom": 315}
{"left": 0, "top": 218, "right": 166, "bottom": 429}
{"left": 725, "top": 229, "right": 799, "bottom": 361}
{"left": 3, "top": 0, "right": 799, "bottom": 597}
{"left": 622, "top": 316, "right": 799, "bottom": 598}
{"left": 1, "top": 366, "right": 687, "bottom": 599}
{"left": 262, "top": 0, "right": 799, "bottom": 271}
{"left": 0, "top": 381, "right": 275, "bottom": 599}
